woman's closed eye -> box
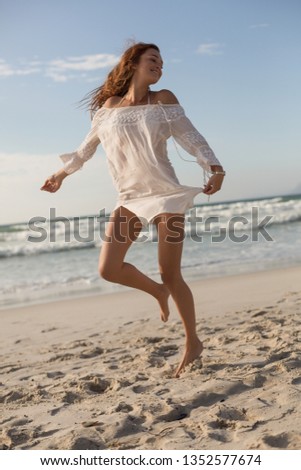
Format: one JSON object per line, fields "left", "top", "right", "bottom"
{"left": 150, "top": 58, "right": 163, "bottom": 68}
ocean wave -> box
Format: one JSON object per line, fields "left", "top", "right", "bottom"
{"left": 2, "top": 213, "right": 301, "bottom": 259}
{"left": 0, "top": 240, "right": 98, "bottom": 259}
{"left": 1, "top": 195, "right": 301, "bottom": 258}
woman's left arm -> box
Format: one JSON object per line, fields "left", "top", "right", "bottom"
{"left": 158, "top": 90, "right": 225, "bottom": 195}
{"left": 171, "top": 110, "right": 225, "bottom": 195}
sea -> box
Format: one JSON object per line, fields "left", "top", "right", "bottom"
{"left": 1, "top": 193, "right": 301, "bottom": 309}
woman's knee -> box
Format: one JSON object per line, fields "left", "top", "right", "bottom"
{"left": 99, "top": 262, "right": 119, "bottom": 282}
{"left": 159, "top": 268, "right": 182, "bottom": 286}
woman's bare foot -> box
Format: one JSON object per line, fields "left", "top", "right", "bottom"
{"left": 175, "top": 337, "right": 203, "bottom": 378}
{"left": 156, "top": 284, "right": 171, "bottom": 322}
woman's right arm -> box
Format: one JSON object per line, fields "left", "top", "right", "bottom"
{"left": 40, "top": 111, "right": 101, "bottom": 193}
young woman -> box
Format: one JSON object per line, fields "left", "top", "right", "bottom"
{"left": 41, "top": 42, "right": 225, "bottom": 377}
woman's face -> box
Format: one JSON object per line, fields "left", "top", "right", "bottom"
{"left": 134, "top": 48, "right": 163, "bottom": 84}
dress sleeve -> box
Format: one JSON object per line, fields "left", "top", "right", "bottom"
{"left": 166, "top": 105, "right": 222, "bottom": 172}
{"left": 59, "top": 112, "right": 101, "bottom": 175}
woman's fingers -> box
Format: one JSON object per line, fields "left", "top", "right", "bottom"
{"left": 203, "top": 185, "right": 216, "bottom": 195}
{"left": 40, "top": 179, "right": 57, "bottom": 192}
{"left": 40, "top": 180, "right": 52, "bottom": 190}
{"left": 40, "top": 176, "right": 59, "bottom": 192}
{"left": 203, "top": 175, "right": 224, "bottom": 195}
{"left": 40, "top": 182, "right": 48, "bottom": 190}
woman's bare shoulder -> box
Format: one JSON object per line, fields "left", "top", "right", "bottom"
{"left": 103, "top": 96, "right": 123, "bottom": 108}
{"left": 154, "top": 89, "right": 180, "bottom": 105}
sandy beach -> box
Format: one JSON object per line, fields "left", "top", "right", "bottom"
{"left": 1, "top": 265, "right": 301, "bottom": 450}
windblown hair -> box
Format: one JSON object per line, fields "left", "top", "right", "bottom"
{"left": 83, "top": 42, "right": 160, "bottom": 116}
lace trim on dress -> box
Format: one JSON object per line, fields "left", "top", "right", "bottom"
{"left": 104, "top": 104, "right": 185, "bottom": 125}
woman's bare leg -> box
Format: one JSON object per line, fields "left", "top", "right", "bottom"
{"left": 98, "top": 206, "right": 170, "bottom": 321}
{"left": 154, "top": 213, "right": 203, "bottom": 377}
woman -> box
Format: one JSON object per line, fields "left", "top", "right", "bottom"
{"left": 41, "top": 42, "right": 225, "bottom": 377}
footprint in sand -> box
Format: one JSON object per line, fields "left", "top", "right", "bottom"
{"left": 1, "top": 425, "right": 32, "bottom": 449}
{"left": 46, "top": 429, "right": 106, "bottom": 450}
{"left": 0, "top": 416, "right": 18, "bottom": 425}
{"left": 132, "top": 384, "right": 153, "bottom": 394}
{"left": 208, "top": 418, "right": 237, "bottom": 431}
{"left": 155, "top": 404, "right": 189, "bottom": 423}
{"left": 217, "top": 405, "right": 248, "bottom": 421}
{"left": 150, "top": 345, "right": 177, "bottom": 360}
{"left": 207, "top": 430, "right": 231, "bottom": 443}
{"left": 46, "top": 371, "right": 65, "bottom": 379}
{"left": 1, "top": 387, "right": 48, "bottom": 405}
{"left": 285, "top": 355, "right": 301, "bottom": 370}
{"left": 66, "top": 339, "right": 93, "bottom": 349}
{"left": 267, "top": 351, "right": 292, "bottom": 363}
{"left": 191, "top": 391, "right": 226, "bottom": 408}
{"left": 60, "top": 391, "right": 82, "bottom": 404}
{"left": 251, "top": 309, "right": 268, "bottom": 318}
{"left": 263, "top": 431, "right": 301, "bottom": 449}
{"left": 243, "top": 373, "right": 267, "bottom": 389}
{"left": 146, "top": 344, "right": 179, "bottom": 368}
{"left": 258, "top": 345, "right": 271, "bottom": 352}
{"left": 137, "top": 336, "right": 164, "bottom": 345}
{"left": 203, "top": 359, "right": 228, "bottom": 372}
{"left": 79, "top": 347, "right": 104, "bottom": 359}
{"left": 31, "top": 425, "right": 60, "bottom": 441}
{"left": 10, "top": 418, "right": 33, "bottom": 426}
{"left": 110, "top": 378, "right": 133, "bottom": 391}
{"left": 262, "top": 432, "right": 291, "bottom": 449}
{"left": 120, "top": 354, "right": 135, "bottom": 364}
{"left": 135, "top": 373, "right": 149, "bottom": 382}
{"left": 109, "top": 414, "right": 147, "bottom": 439}
{"left": 115, "top": 402, "right": 133, "bottom": 413}
{"left": 156, "top": 388, "right": 170, "bottom": 396}
{"left": 291, "top": 377, "right": 301, "bottom": 385}
{"left": 48, "top": 353, "right": 75, "bottom": 363}
{"left": 49, "top": 404, "right": 69, "bottom": 415}
{"left": 155, "top": 344, "right": 179, "bottom": 357}
{"left": 0, "top": 363, "right": 23, "bottom": 374}
{"left": 79, "top": 375, "right": 111, "bottom": 394}
{"left": 41, "top": 327, "right": 58, "bottom": 333}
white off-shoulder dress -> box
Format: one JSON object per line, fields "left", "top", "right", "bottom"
{"left": 60, "top": 99, "right": 221, "bottom": 227}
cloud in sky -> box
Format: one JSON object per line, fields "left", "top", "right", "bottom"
{"left": 0, "top": 53, "right": 119, "bottom": 82}
{"left": 46, "top": 54, "right": 119, "bottom": 82}
{"left": 0, "top": 58, "right": 41, "bottom": 77}
{"left": 196, "top": 42, "right": 224, "bottom": 56}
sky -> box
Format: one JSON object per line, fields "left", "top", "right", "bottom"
{"left": 1, "top": 0, "right": 301, "bottom": 225}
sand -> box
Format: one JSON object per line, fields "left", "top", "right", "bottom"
{"left": 0, "top": 266, "right": 301, "bottom": 450}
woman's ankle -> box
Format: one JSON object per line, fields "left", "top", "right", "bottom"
{"left": 186, "top": 335, "right": 202, "bottom": 347}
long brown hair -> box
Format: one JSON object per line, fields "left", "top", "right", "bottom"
{"left": 83, "top": 42, "right": 160, "bottom": 116}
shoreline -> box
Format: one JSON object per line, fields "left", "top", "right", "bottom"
{"left": 1, "top": 264, "right": 300, "bottom": 450}
{"left": 1, "top": 261, "right": 300, "bottom": 313}
{"left": 2, "top": 264, "right": 300, "bottom": 328}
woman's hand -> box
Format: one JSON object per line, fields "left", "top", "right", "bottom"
{"left": 40, "top": 171, "right": 66, "bottom": 193}
{"left": 203, "top": 173, "right": 225, "bottom": 195}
